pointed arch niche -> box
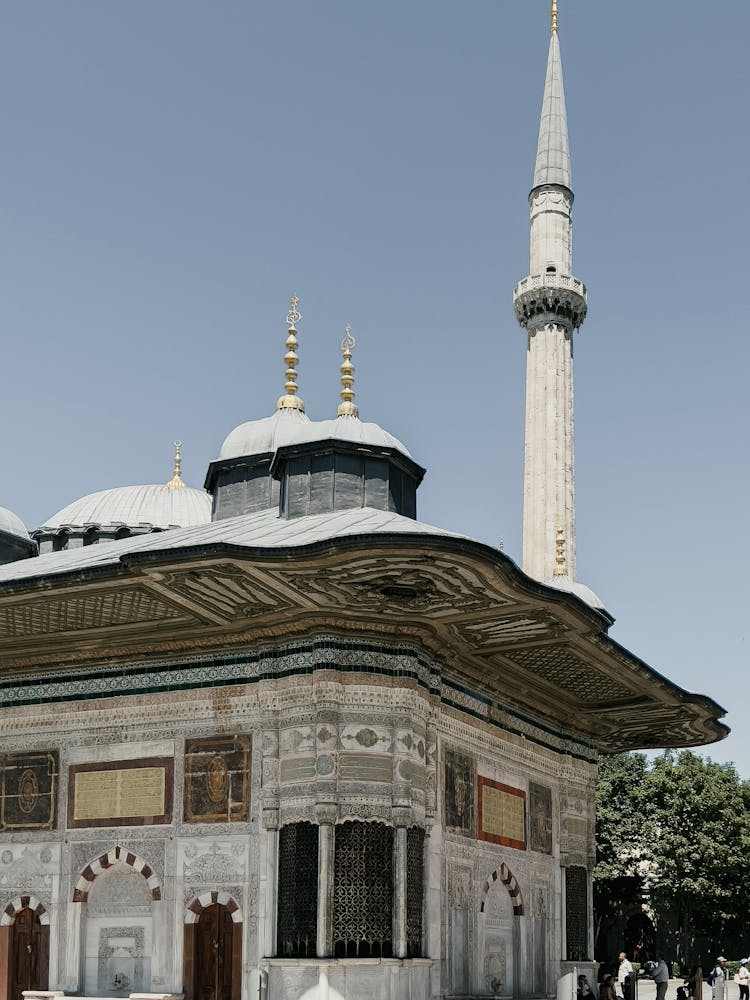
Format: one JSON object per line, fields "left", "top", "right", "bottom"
{"left": 477, "top": 862, "right": 527, "bottom": 999}
{"left": 73, "top": 847, "right": 163, "bottom": 997}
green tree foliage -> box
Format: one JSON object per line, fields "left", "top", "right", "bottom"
{"left": 594, "top": 753, "right": 653, "bottom": 952}
{"left": 595, "top": 750, "right": 750, "bottom": 967}
{"left": 647, "top": 752, "right": 750, "bottom": 965}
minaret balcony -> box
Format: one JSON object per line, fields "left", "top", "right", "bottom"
{"left": 513, "top": 272, "right": 587, "bottom": 331}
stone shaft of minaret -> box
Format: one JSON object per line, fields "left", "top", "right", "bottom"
{"left": 513, "top": 22, "right": 587, "bottom": 583}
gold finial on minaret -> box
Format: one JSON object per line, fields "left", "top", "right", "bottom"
{"left": 553, "top": 526, "right": 567, "bottom": 575}
{"left": 551, "top": 0, "right": 558, "bottom": 34}
{"left": 337, "top": 323, "right": 359, "bottom": 418}
{"left": 276, "top": 295, "right": 305, "bottom": 412}
{"left": 166, "top": 440, "right": 186, "bottom": 489}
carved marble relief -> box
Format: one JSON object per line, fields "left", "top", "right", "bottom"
{"left": 444, "top": 750, "right": 475, "bottom": 836}
{"left": 184, "top": 736, "right": 250, "bottom": 823}
{"left": 529, "top": 781, "right": 553, "bottom": 855}
{"left": 1, "top": 751, "right": 58, "bottom": 830}
{"left": 96, "top": 925, "right": 145, "bottom": 994}
{"left": 484, "top": 943, "right": 508, "bottom": 995}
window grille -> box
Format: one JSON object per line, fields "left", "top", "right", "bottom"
{"left": 406, "top": 827, "right": 424, "bottom": 957}
{"left": 565, "top": 865, "right": 588, "bottom": 960}
{"left": 277, "top": 822, "right": 318, "bottom": 957}
{"left": 333, "top": 821, "right": 393, "bottom": 958}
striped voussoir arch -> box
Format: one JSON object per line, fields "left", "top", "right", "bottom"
{"left": 185, "top": 891, "right": 242, "bottom": 924}
{"left": 72, "top": 846, "right": 161, "bottom": 902}
{"left": 1, "top": 895, "right": 49, "bottom": 926}
{"left": 480, "top": 862, "right": 524, "bottom": 916}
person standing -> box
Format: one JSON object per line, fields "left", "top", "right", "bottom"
{"left": 651, "top": 954, "right": 670, "bottom": 1000}
{"left": 737, "top": 960, "right": 750, "bottom": 1000}
{"left": 619, "top": 953, "right": 635, "bottom": 1000}
{"left": 712, "top": 958, "right": 728, "bottom": 998}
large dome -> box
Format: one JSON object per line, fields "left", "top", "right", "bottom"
{"left": 294, "top": 416, "right": 412, "bottom": 458}
{"left": 219, "top": 408, "right": 311, "bottom": 461}
{"left": 0, "top": 506, "right": 31, "bottom": 539}
{"left": 42, "top": 484, "right": 212, "bottom": 531}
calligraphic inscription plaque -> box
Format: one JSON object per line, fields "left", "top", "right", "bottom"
{"left": 184, "top": 736, "right": 250, "bottom": 823}
{"left": 478, "top": 776, "right": 526, "bottom": 849}
{"left": 444, "top": 749, "right": 475, "bottom": 836}
{"left": 68, "top": 757, "right": 173, "bottom": 828}
{"left": 1, "top": 751, "right": 58, "bottom": 830}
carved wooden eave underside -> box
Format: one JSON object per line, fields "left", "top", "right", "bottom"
{"left": 0, "top": 532, "right": 727, "bottom": 754}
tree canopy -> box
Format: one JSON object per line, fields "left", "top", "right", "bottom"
{"left": 594, "top": 750, "right": 750, "bottom": 968}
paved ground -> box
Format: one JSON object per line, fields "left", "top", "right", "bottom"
{"left": 622, "top": 981, "right": 739, "bottom": 1000}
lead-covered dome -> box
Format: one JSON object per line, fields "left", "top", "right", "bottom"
{"left": 294, "top": 416, "right": 411, "bottom": 459}
{"left": 0, "top": 506, "right": 31, "bottom": 540}
{"left": 0, "top": 506, "right": 36, "bottom": 565}
{"left": 35, "top": 444, "right": 212, "bottom": 554}
{"left": 42, "top": 483, "right": 211, "bottom": 531}
{"left": 218, "top": 408, "right": 311, "bottom": 460}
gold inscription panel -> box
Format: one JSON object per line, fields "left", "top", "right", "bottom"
{"left": 478, "top": 776, "right": 526, "bottom": 849}
{"left": 75, "top": 767, "right": 165, "bottom": 820}
{"left": 68, "top": 757, "right": 173, "bottom": 828}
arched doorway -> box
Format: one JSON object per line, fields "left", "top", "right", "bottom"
{"left": 184, "top": 898, "right": 241, "bottom": 1000}
{"left": 7, "top": 907, "right": 49, "bottom": 1000}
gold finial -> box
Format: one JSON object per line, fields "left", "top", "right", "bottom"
{"left": 276, "top": 295, "right": 305, "bottom": 412}
{"left": 553, "top": 526, "right": 567, "bottom": 575}
{"left": 551, "top": 0, "right": 558, "bottom": 33}
{"left": 337, "top": 323, "right": 359, "bottom": 418}
{"left": 166, "top": 440, "right": 186, "bottom": 489}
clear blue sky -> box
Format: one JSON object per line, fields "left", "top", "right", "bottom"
{"left": 2, "top": 2, "right": 748, "bottom": 774}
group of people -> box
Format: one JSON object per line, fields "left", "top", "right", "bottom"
{"left": 579, "top": 954, "right": 750, "bottom": 1000}
{"left": 711, "top": 957, "right": 750, "bottom": 1000}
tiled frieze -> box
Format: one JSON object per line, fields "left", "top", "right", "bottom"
{"left": 0, "top": 635, "right": 596, "bottom": 762}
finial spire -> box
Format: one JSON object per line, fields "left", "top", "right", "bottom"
{"left": 276, "top": 295, "right": 305, "bottom": 412}
{"left": 553, "top": 526, "right": 567, "bottom": 576}
{"left": 337, "top": 323, "right": 359, "bottom": 418}
{"left": 166, "top": 440, "right": 186, "bottom": 489}
{"left": 533, "top": 7, "right": 571, "bottom": 190}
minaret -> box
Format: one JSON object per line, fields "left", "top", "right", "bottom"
{"left": 513, "top": 0, "right": 587, "bottom": 583}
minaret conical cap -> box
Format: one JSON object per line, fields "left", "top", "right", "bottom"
{"left": 533, "top": 28, "right": 572, "bottom": 190}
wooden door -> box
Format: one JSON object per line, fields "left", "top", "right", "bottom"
{"left": 195, "top": 904, "right": 234, "bottom": 1000}
{"left": 8, "top": 909, "right": 48, "bottom": 1000}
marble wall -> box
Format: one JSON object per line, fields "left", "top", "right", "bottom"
{"left": 0, "top": 637, "right": 597, "bottom": 999}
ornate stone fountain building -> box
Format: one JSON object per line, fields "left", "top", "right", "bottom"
{"left": 0, "top": 8, "right": 726, "bottom": 1000}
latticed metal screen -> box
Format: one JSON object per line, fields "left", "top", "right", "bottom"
{"left": 406, "top": 826, "right": 424, "bottom": 957}
{"left": 277, "top": 821, "right": 319, "bottom": 957}
{"left": 565, "top": 865, "right": 589, "bottom": 960}
{"left": 333, "top": 821, "right": 393, "bottom": 957}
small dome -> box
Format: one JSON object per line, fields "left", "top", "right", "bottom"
{"left": 546, "top": 573, "right": 606, "bottom": 611}
{"left": 294, "top": 416, "right": 412, "bottom": 458}
{"left": 0, "top": 506, "right": 31, "bottom": 540}
{"left": 42, "top": 484, "right": 212, "bottom": 531}
{"left": 219, "top": 408, "right": 311, "bottom": 461}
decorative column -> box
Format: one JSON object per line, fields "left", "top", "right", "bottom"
{"left": 260, "top": 716, "right": 280, "bottom": 959}
{"left": 392, "top": 803, "right": 411, "bottom": 959}
{"left": 315, "top": 803, "right": 337, "bottom": 957}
